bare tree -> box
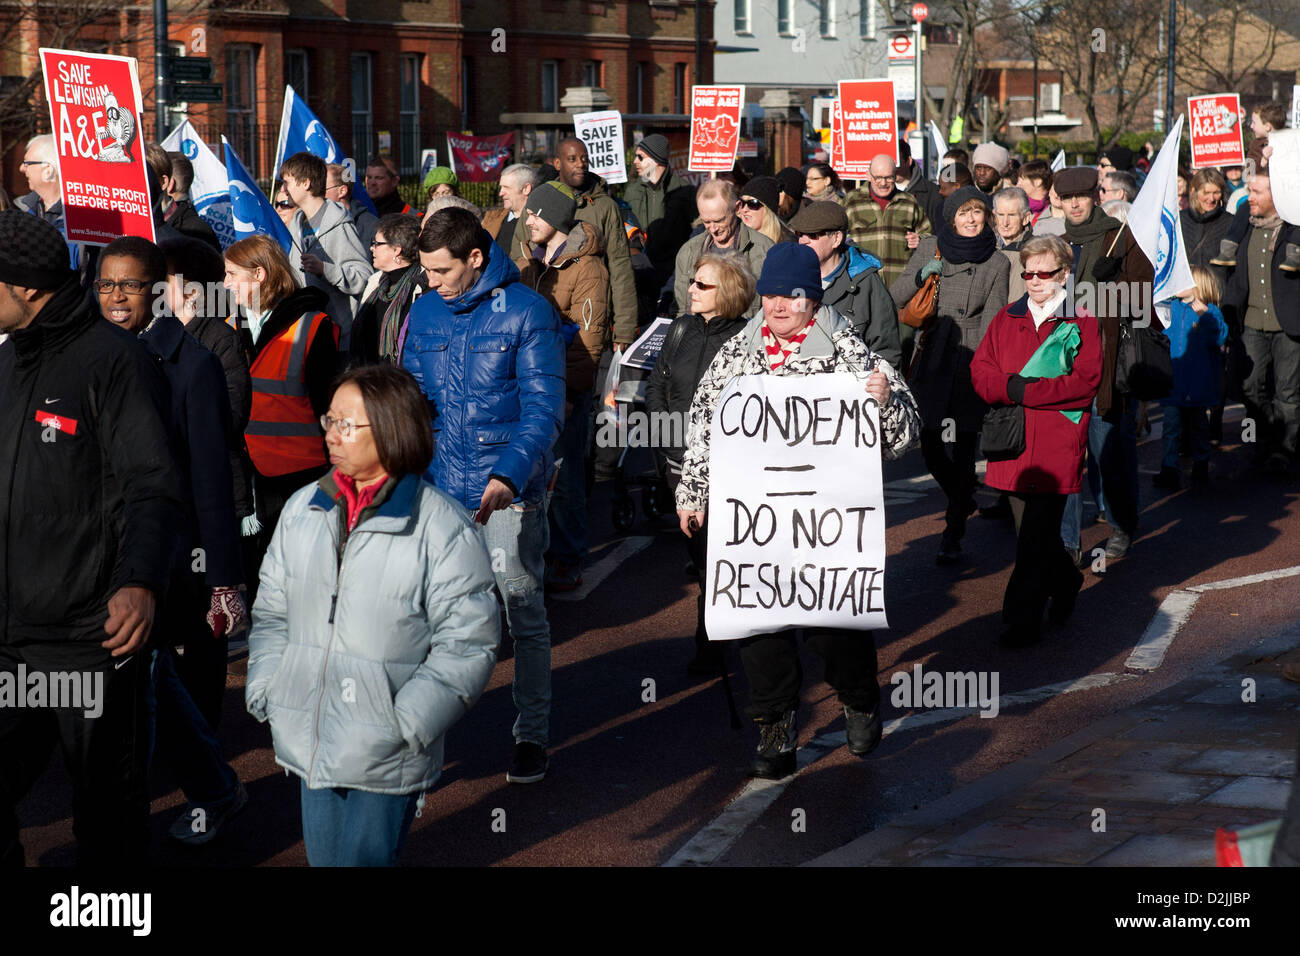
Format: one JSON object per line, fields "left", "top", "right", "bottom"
{"left": 1175, "top": 0, "right": 1300, "bottom": 96}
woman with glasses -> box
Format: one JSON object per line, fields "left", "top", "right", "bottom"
{"left": 272, "top": 182, "right": 297, "bottom": 229}
{"left": 349, "top": 214, "right": 427, "bottom": 367}
{"left": 737, "top": 176, "right": 795, "bottom": 245}
{"left": 646, "top": 252, "right": 756, "bottom": 674}
{"left": 246, "top": 364, "right": 501, "bottom": 866}
{"left": 970, "top": 235, "right": 1102, "bottom": 647}
{"left": 803, "top": 163, "right": 843, "bottom": 204}
{"left": 223, "top": 234, "right": 338, "bottom": 581}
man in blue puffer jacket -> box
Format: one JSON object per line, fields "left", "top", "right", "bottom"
{"left": 403, "top": 207, "right": 565, "bottom": 785}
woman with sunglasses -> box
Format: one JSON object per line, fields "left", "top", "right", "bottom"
{"left": 970, "top": 235, "right": 1102, "bottom": 647}
{"left": 246, "top": 364, "right": 501, "bottom": 866}
{"left": 223, "top": 235, "right": 339, "bottom": 590}
{"left": 646, "top": 252, "right": 755, "bottom": 674}
{"left": 349, "top": 213, "right": 427, "bottom": 367}
{"left": 738, "top": 176, "right": 796, "bottom": 245}
{"left": 272, "top": 182, "right": 297, "bottom": 229}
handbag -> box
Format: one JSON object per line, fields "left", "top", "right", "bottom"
{"left": 981, "top": 403, "right": 1025, "bottom": 461}
{"left": 1114, "top": 320, "right": 1173, "bottom": 400}
{"left": 900, "top": 250, "right": 942, "bottom": 329}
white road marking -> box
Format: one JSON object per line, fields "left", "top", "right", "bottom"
{"left": 1125, "top": 590, "right": 1201, "bottom": 672}
{"left": 550, "top": 536, "right": 654, "bottom": 602}
{"left": 1187, "top": 565, "right": 1300, "bottom": 592}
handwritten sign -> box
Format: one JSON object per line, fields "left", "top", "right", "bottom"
{"left": 574, "top": 110, "right": 627, "bottom": 185}
{"left": 705, "top": 373, "right": 889, "bottom": 641}
{"left": 620, "top": 316, "right": 675, "bottom": 371}
{"left": 40, "top": 48, "right": 154, "bottom": 245}
{"left": 837, "top": 79, "right": 898, "bottom": 178}
{"left": 689, "top": 85, "right": 744, "bottom": 173}
{"left": 1188, "top": 93, "right": 1245, "bottom": 169}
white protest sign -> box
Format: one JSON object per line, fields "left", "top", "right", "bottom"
{"left": 1292, "top": 85, "right": 1300, "bottom": 131}
{"left": 161, "top": 117, "right": 237, "bottom": 249}
{"left": 574, "top": 110, "right": 626, "bottom": 185}
{"left": 620, "top": 317, "right": 674, "bottom": 370}
{"left": 1268, "top": 129, "right": 1300, "bottom": 226}
{"left": 705, "top": 373, "right": 888, "bottom": 642}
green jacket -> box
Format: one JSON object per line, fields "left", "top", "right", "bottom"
{"left": 623, "top": 167, "right": 696, "bottom": 286}
{"left": 843, "top": 187, "right": 932, "bottom": 290}
{"left": 673, "top": 222, "right": 775, "bottom": 318}
{"left": 514, "top": 173, "right": 639, "bottom": 345}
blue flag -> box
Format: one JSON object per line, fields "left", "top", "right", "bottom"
{"left": 223, "top": 137, "right": 293, "bottom": 253}
{"left": 274, "top": 84, "right": 378, "bottom": 217}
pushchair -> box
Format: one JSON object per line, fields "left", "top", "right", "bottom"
{"left": 603, "top": 369, "right": 675, "bottom": 531}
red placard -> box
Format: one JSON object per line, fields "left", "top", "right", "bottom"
{"left": 837, "top": 80, "right": 898, "bottom": 178}
{"left": 1188, "top": 94, "right": 1245, "bottom": 169}
{"left": 39, "top": 48, "right": 154, "bottom": 246}
{"left": 688, "top": 85, "right": 744, "bottom": 173}
{"left": 445, "top": 132, "right": 515, "bottom": 182}
{"left": 830, "top": 99, "right": 845, "bottom": 173}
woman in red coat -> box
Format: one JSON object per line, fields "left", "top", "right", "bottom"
{"left": 971, "top": 235, "right": 1103, "bottom": 647}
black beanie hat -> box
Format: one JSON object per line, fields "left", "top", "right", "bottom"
{"left": 742, "top": 176, "right": 781, "bottom": 217}
{"left": 0, "top": 209, "right": 75, "bottom": 290}
{"left": 635, "top": 134, "right": 670, "bottom": 167}
{"left": 942, "top": 185, "right": 992, "bottom": 226}
{"left": 525, "top": 182, "right": 578, "bottom": 233}
{"left": 1099, "top": 145, "right": 1134, "bottom": 171}
{"left": 776, "top": 166, "right": 805, "bottom": 200}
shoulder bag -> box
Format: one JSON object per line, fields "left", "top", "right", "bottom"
{"left": 900, "top": 249, "right": 942, "bottom": 330}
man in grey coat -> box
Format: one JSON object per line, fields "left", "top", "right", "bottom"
{"left": 281, "top": 151, "right": 374, "bottom": 350}
{"left": 327, "top": 163, "right": 379, "bottom": 251}
{"left": 673, "top": 179, "right": 774, "bottom": 317}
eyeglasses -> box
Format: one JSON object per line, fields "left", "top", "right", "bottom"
{"left": 1021, "top": 269, "right": 1064, "bottom": 280}
{"left": 93, "top": 278, "right": 149, "bottom": 295}
{"left": 690, "top": 279, "right": 718, "bottom": 290}
{"left": 806, "top": 175, "right": 827, "bottom": 183}
{"left": 1097, "top": 162, "right": 1114, "bottom": 170}
{"left": 274, "top": 200, "right": 296, "bottom": 210}
{"left": 870, "top": 175, "right": 895, "bottom": 183}
{"left": 370, "top": 240, "right": 390, "bottom": 248}
{"left": 320, "top": 415, "right": 373, "bottom": 440}
{"left": 741, "top": 198, "right": 765, "bottom": 210}
{"left": 798, "top": 229, "right": 837, "bottom": 240}
{"left": 20, "top": 160, "right": 50, "bottom": 167}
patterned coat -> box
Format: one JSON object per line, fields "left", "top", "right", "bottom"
{"left": 843, "top": 187, "right": 932, "bottom": 289}
{"left": 890, "top": 236, "right": 1011, "bottom": 432}
{"left": 674, "top": 304, "right": 922, "bottom": 513}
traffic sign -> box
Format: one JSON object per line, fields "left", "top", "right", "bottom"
{"left": 911, "top": 2, "right": 929, "bottom": 21}
{"left": 168, "top": 56, "right": 213, "bottom": 83}
{"left": 172, "top": 82, "right": 223, "bottom": 103}
{"left": 888, "top": 33, "right": 915, "bottom": 60}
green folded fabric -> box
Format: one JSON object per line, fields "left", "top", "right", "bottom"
{"left": 1019, "top": 321, "right": 1083, "bottom": 423}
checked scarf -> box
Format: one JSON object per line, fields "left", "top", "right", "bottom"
{"left": 761, "top": 313, "right": 819, "bottom": 371}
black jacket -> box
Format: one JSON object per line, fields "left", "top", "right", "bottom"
{"left": 644, "top": 311, "right": 748, "bottom": 470}
{"left": 186, "top": 312, "right": 254, "bottom": 519}
{"left": 1224, "top": 220, "right": 1300, "bottom": 337}
{"left": 1181, "top": 206, "right": 1234, "bottom": 271}
{"left": 140, "top": 315, "right": 243, "bottom": 593}
{"left": 165, "top": 200, "right": 221, "bottom": 253}
{"left": 0, "top": 279, "right": 183, "bottom": 645}
{"left": 235, "top": 285, "right": 338, "bottom": 420}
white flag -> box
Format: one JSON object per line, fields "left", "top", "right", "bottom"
{"left": 161, "top": 118, "right": 237, "bottom": 249}
{"left": 1050, "top": 149, "right": 1065, "bottom": 172}
{"left": 928, "top": 120, "right": 946, "bottom": 175}
{"left": 1128, "top": 115, "right": 1195, "bottom": 304}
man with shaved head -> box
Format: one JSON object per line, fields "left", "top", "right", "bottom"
{"left": 512, "top": 137, "right": 638, "bottom": 349}
{"left": 672, "top": 179, "right": 774, "bottom": 317}
{"left": 845, "top": 151, "right": 932, "bottom": 359}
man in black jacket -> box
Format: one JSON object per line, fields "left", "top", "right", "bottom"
{"left": 0, "top": 210, "right": 183, "bottom": 865}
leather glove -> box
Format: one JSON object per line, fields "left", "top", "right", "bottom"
{"left": 1006, "top": 374, "right": 1040, "bottom": 404}
{"left": 206, "top": 586, "right": 250, "bottom": 639}
{"left": 919, "top": 258, "right": 943, "bottom": 281}
{"left": 1091, "top": 255, "right": 1123, "bottom": 281}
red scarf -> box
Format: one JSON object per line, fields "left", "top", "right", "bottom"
{"left": 335, "top": 470, "right": 389, "bottom": 531}
{"left": 761, "top": 313, "right": 818, "bottom": 371}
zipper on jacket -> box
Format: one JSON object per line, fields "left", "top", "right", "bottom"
{"left": 307, "top": 518, "right": 351, "bottom": 785}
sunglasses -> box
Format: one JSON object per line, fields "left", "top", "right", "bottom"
{"left": 274, "top": 200, "right": 296, "bottom": 210}
{"left": 798, "top": 229, "right": 838, "bottom": 240}
{"left": 1021, "top": 269, "right": 1064, "bottom": 280}
{"left": 690, "top": 279, "right": 718, "bottom": 290}
{"left": 740, "top": 198, "right": 765, "bottom": 210}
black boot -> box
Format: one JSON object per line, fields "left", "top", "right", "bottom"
{"left": 750, "top": 710, "right": 797, "bottom": 779}
{"left": 844, "top": 705, "right": 883, "bottom": 756}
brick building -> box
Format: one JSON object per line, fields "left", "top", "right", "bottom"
{"left": 2, "top": 0, "right": 713, "bottom": 186}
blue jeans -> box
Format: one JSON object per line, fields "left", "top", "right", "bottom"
{"left": 150, "top": 647, "right": 239, "bottom": 806}
{"left": 1161, "top": 402, "right": 1211, "bottom": 467}
{"left": 299, "top": 781, "right": 420, "bottom": 866}
{"left": 475, "top": 499, "right": 551, "bottom": 747}
{"left": 548, "top": 391, "right": 591, "bottom": 564}
{"left": 1062, "top": 396, "right": 1138, "bottom": 546}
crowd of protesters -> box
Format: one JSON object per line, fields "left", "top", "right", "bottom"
{"left": 2, "top": 95, "right": 1299, "bottom": 867}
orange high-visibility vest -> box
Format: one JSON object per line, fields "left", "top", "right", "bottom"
{"left": 245, "top": 311, "right": 336, "bottom": 477}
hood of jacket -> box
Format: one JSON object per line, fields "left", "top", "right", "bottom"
{"left": 438, "top": 243, "right": 521, "bottom": 315}
{"left": 844, "top": 243, "right": 883, "bottom": 280}
{"left": 9, "top": 277, "right": 94, "bottom": 366}
{"left": 540, "top": 220, "right": 606, "bottom": 268}
{"left": 572, "top": 171, "right": 610, "bottom": 202}
{"left": 296, "top": 198, "right": 354, "bottom": 242}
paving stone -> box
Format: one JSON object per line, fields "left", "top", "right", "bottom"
{"left": 1117, "top": 708, "right": 1298, "bottom": 747}
{"left": 1199, "top": 777, "right": 1293, "bottom": 811}
{"left": 1059, "top": 769, "right": 1231, "bottom": 805}
{"left": 941, "top": 821, "right": 1122, "bottom": 864}
{"left": 1077, "top": 742, "right": 1205, "bottom": 772}
{"left": 1178, "top": 748, "right": 1296, "bottom": 778}
{"left": 1185, "top": 675, "right": 1296, "bottom": 705}
{"left": 1092, "top": 834, "right": 1215, "bottom": 867}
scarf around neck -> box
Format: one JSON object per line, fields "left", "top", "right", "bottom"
{"left": 937, "top": 224, "right": 997, "bottom": 265}
{"left": 1065, "top": 208, "right": 1123, "bottom": 287}
{"left": 761, "top": 312, "right": 819, "bottom": 370}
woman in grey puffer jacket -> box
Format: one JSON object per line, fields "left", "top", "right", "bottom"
{"left": 246, "top": 364, "right": 500, "bottom": 866}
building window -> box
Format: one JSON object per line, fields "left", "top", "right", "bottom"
{"left": 225, "top": 44, "right": 257, "bottom": 172}
{"left": 778, "top": 0, "right": 792, "bottom": 35}
{"left": 580, "top": 60, "right": 601, "bottom": 87}
{"left": 673, "top": 63, "right": 687, "bottom": 114}
{"left": 285, "top": 49, "right": 308, "bottom": 99}
{"left": 401, "top": 53, "right": 421, "bottom": 174}
{"left": 634, "top": 62, "right": 647, "bottom": 113}
{"left": 1040, "top": 82, "right": 1061, "bottom": 112}
{"left": 351, "top": 52, "right": 373, "bottom": 166}
{"left": 859, "top": 0, "right": 875, "bottom": 39}
{"left": 735, "top": 0, "right": 751, "bottom": 34}
{"left": 460, "top": 56, "right": 472, "bottom": 131}
{"left": 541, "top": 60, "right": 559, "bottom": 112}
{"left": 820, "top": 0, "right": 834, "bottom": 37}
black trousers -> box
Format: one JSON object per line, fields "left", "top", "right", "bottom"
{"left": 245, "top": 465, "right": 327, "bottom": 605}
{"left": 0, "top": 641, "right": 152, "bottom": 866}
{"left": 738, "top": 628, "right": 880, "bottom": 722}
{"left": 668, "top": 471, "right": 709, "bottom": 651}
{"left": 1005, "top": 493, "right": 1083, "bottom": 635}
{"left": 921, "top": 428, "right": 980, "bottom": 539}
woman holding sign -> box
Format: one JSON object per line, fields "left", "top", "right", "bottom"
{"left": 675, "top": 244, "right": 920, "bottom": 779}
{"left": 970, "top": 236, "right": 1102, "bottom": 648}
